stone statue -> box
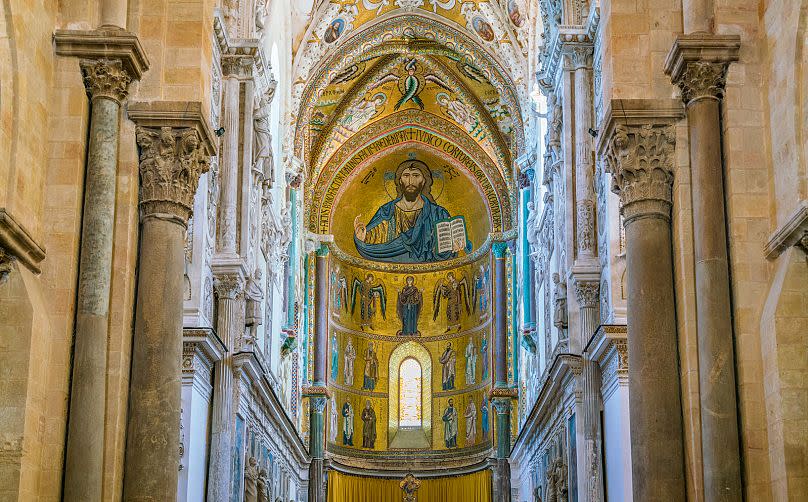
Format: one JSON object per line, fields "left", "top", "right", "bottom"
{"left": 552, "top": 273, "right": 568, "bottom": 332}
{"left": 257, "top": 468, "right": 269, "bottom": 502}
{"left": 244, "top": 456, "right": 260, "bottom": 502}
{"left": 253, "top": 81, "right": 277, "bottom": 182}
{"left": 244, "top": 268, "right": 264, "bottom": 350}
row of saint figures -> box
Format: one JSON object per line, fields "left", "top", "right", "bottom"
{"left": 328, "top": 395, "right": 493, "bottom": 450}
{"left": 330, "top": 334, "right": 490, "bottom": 391}
{"left": 330, "top": 264, "right": 491, "bottom": 335}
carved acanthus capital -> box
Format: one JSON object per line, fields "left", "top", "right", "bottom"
{"left": 310, "top": 396, "right": 327, "bottom": 414}
{"left": 80, "top": 58, "right": 131, "bottom": 103}
{"left": 0, "top": 247, "right": 16, "bottom": 285}
{"left": 221, "top": 54, "right": 256, "bottom": 78}
{"left": 674, "top": 61, "right": 729, "bottom": 103}
{"left": 573, "top": 280, "right": 600, "bottom": 309}
{"left": 563, "top": 43, "right": 594, "bottom": 70}
{"left": 604, "top": 124, "right": 676, "bottom": 223}
{"left": 136, "top": 126, "right": 210, "bottom": 221}
{"left": 491, "top": 396, "right": 513, "bottom": 414}
{"left": 213, "top": 273, "right": 245, "bottom": 300}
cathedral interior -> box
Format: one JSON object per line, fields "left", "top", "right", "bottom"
{"left": 0, "top": 0, "right": 807, "bottom": 501}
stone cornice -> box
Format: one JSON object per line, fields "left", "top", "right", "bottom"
{"left": 664, "top": 33, "right": 740, "bottom": 104}
{"left": 183, "top": 327, "right": 227, "bottom": 361}
{"left": 53, "top": 28, "right": 149, "bottom": 80}
{"left": 126, "top": 101, "right": 217, "bottom": 156}
{"left": 0, "top": 209, "right": 46, "bottom": 276}
{"left": 764, "top": 200, "right": 808, "bottom": 259}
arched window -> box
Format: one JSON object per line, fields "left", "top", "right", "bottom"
{"left": 399, "top": 358, "right": 422, "bottom": 427}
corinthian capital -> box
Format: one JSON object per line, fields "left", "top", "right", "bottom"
{"left": 604, "top": 123, "right": 676, "bottom": 223}
{"left": 136, "top": 126, "right": 210, "bottom": 221}
{"left": 563, "top": 43, "right": 594, "bottom": 70}
{"left": 674, "top": 61, "right": 729, "bottom": 103}
{"left": 213, "top": 273, "right": 245, "bottom": 300}
{"left": 573, "top": 280, "right": 600, "bottom": 309}
{"left": 80, "top": 58, "right": 132, "bottom": 103}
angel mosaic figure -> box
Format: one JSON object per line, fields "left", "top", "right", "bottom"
{"left": 351, "top": 273, "right": 387, "bottom": 331}
{"left": 396, "top": 275, "right": 423, "bottom": 336}
{"left": 343, "top": 337, "right": 356, "bottom": 386}
{"left": 331, "top": 265, "right": 348, "bottom": 316}
{"left": 464, "top": 337, "right": 477, "bottom": 385}
{"left": 433, "top": 271, "right": 471, "bottom": 333}
{"left": 342, "top": 401, "right": 354, "bottom": 446}
{"left": 439, "top": 342, "right": 457, "bottom": 390}
{"left": 363, "top": 342, "right": 379, "bottom": 391}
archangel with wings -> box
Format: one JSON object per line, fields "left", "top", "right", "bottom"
{"left": 351, "top": 273, "right": 387, "bottom": 331}
{"left": 367, "top": 58, "right": 453, "bottom": 111}
{"left": 432, "top": 271, "right": 470, "bottom": 333}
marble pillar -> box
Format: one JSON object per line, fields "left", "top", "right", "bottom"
{"left": 123, "top": 125, "right": 210, "bottom": 501}
{"left": 307, "top": 244, "right": 329, "bottom": 502}
{"left": 63, "top": 58, "right": 131, "bottom": 502}
{"left": 207, "top": 273, "right": 245, "bottom": 502}
{"left": 493, "top": 241, "right": 509, "bottom": 388}
{"left": 603, "top": 119, "right": 686, "bottom": 501}
{"left": 665, "top": 34, "right": 743, "bottom": 502}
{"left": 570, "top": 44, "right": 597, "bottom": 262}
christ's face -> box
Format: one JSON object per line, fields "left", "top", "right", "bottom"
{"left": 399, "top": 167, "right": 425, "bottom": 201}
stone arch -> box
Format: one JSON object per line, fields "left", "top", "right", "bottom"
{"left": 388, "top": 341, "right": 432, "bottom": 449}
{"left": 291, "top": 11, "right": 526, "bottom": 162}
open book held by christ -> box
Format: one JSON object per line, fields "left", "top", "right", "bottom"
{"left": 435, "top": 217, "right": 467, "bottom": 255}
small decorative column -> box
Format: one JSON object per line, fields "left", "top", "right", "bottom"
{"left": 122, "top": 116, "right": 212, "bottom": 500}
{"left": 491, "top": 240, "right": 516, "bottom": 502}
{"left": 601, "top": 101, "right": 686, "bottom": 501}
{"left": 665, "top": 35, "right": 743, "bottom": 502}
{"left": 63, "top": 58, "right": 131, "bottom": 502}
{"left": 207, "top": 272, "right": 245, "bottom": 501}
{"left": 306, "top": 242, "right": 330, "bottom": 502}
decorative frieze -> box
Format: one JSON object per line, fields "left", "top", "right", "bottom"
{"left": 80, "top": 58, "right": 131, "bottom": 103}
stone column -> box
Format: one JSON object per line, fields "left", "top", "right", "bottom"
{"left": 603, "top": 113, "right": 686, "bottom": 501}
{"left": 100, "top": 0, "right": 128, "bottom": 29}
{"left": 62, "top": 58, "right": 131, "bottom": 502}
{"left": 569, "top": 44, "right": 596, "bottom": 262}
{"left": 492, "top": 241, "right": 509, "bottom": 389}
{"left": 665, "top": 34, "right": 743, "bottom": 502}
{"left": 123, "top": 123, "right": 210, "bottom": 500}
{"left": 207, "top": 272, "right": 245, "bottom": 502}
{"left": 492, "top": 399, "right": 512, "bottom": 502}
{"left": 307, "top": 243, "right": 329, "bottom": 502}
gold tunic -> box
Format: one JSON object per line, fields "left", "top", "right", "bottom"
{"left": 363, "top": 205, "right": 422, "bottom": 244}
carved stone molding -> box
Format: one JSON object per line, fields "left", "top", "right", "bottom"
{"left": 54, "top": 29, "right": 149, "bottom": 79}
{"left": 0, "top": 209, "right": 45, "bottom": 277}
{"left": 573, "top": 280, "right": 599, "bottom": 309}
{"left": 80, "top": 58, "right": 131, "bottom": 103}
{"left": 603, "top": 123, "right": 677, "bottom": 224}
{"left": 664, "top": 33, "right": 740, "bottom": 105}
{"left": 214, "top": 273, "right": 245, "bottom": 300}
{"left": 764, "top": 200, "right": 808, "bottom": 259}
{"left": 576, "top": 200, "right": 595, "bottom": 253}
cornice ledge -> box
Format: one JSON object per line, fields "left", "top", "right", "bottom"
{"left": 0, "top": 209, "right": 46, "bottom": 274}
{"left": 595, "top": 98, "right": 685, "bottom": 156}
{"left": 663, "top": 33, "right": 741, "bottom": 83}
{"left": 53, "top": 28, "right": 149, "bottom": 79}
{"left": 764, "top": 200, "right": 808, "bottom": 260}
{"left": 183, "top": 326, "right": 226, "bottom": 362}
{"left": 585, "top": 324, "right": 627, "bottom": 364}
{"left": 126, "top": 100, "right": 217, "bottom": 156}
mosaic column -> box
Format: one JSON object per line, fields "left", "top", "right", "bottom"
{"left": 63, "top": 58, "right": 132, "bottom": 502}
{"left": 604, "top": 118, "right": 686, "bottom": 501}
{"left": 123, "top": 125, "right": 210, "bottom": 501}
{"left": 207, "top": 272, "right": 245, "bottom": 502}
{"left": 665, "top": 34, "right": 743, "bottom": 502}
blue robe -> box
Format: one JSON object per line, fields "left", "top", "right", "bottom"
{"left": 330, "top": 335, "right": 339, "bottom": 381}
{"left": 481, "top": 399, "right": 489, "bottom": 436}
{"left": 354, "top": 195, "right": 460, "bottom": 263}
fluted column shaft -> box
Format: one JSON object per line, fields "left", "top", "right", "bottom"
{"left": 604, "top": 122, "right": 686, "bottom": 501}
{"left": 123, "top": 125, "right": 209, "bottom": 501}
{"left": 217, "top": 73, "right": 241, "bottom": 255}
{"left": 64, "top": 59, "right": 131, "bottom": 502}
{"left": 207, "top": 275, "right": 245, "bottom": 502}
{"left": 666, "top": 36, "right": 742, "bottom": 502}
